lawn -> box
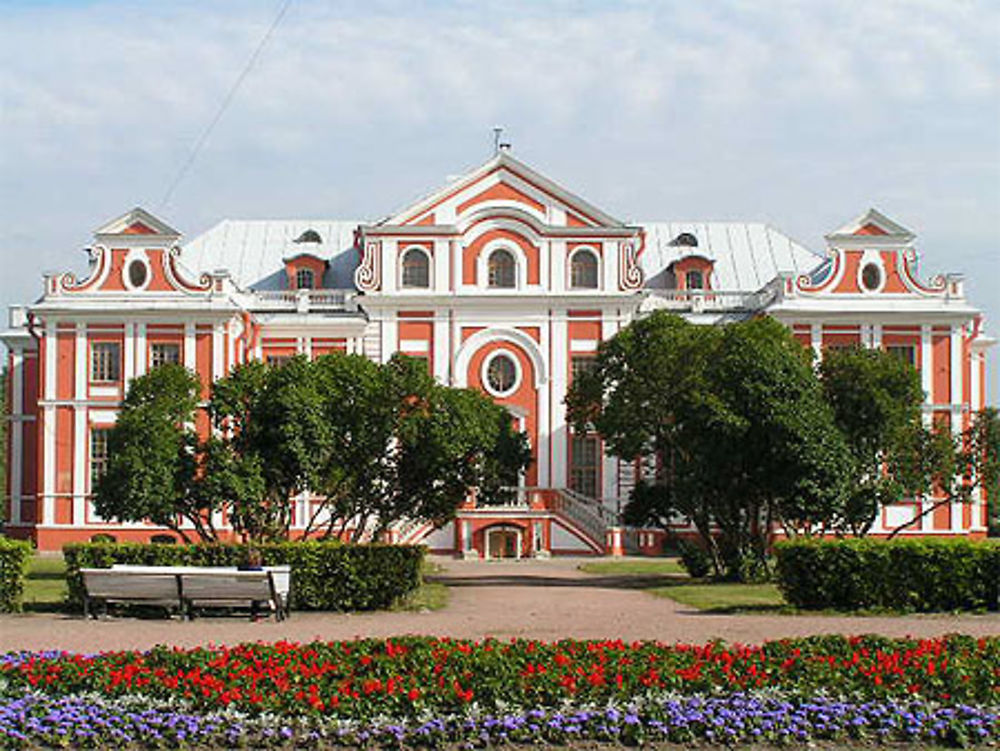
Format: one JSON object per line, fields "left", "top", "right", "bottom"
{"left": 579, "top": 557, "right": 787, "bottom": 613}
{"left": 395, "top": 559, "right": 449, "bottom": 611}
{"left": 578, "top": 557, "right": 686, "bottom": 576}
{"left": 21, "top": 554, "right": 67, "bottom": 612}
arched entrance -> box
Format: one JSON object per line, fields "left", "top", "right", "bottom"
{"left": 485, "top": 524, "right": 522, "bottom": 559}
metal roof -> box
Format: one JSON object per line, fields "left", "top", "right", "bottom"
{"left": 179, "top": 218, "right": 826, "bottom": 293}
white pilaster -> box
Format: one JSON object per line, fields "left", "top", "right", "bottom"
{"left": 212, "top": 324, "right": 225, "bottom": 380}
{"left": 72, "top": 409, "right": 86, "bottom": 524}
{"left": 9, "top": 348, "right": 23, "bottom": 525}
{"left": 381, "top": 239, "right": 397, "bottom": 293}
{"left": 380, "top": 316, "right": 398, "bottom": 363}
{"left": 184, "top": 322, "right": 196, "bottom": 370}
{"left": 536, "top": 323, "right": 551, "bottom": 488}
{"left": 44, "top": 321, "right": 56, "bottom": 400}
{"left": 550, "top": 241, "right": 566, "bottom": 293}
{"left": 433, "top": 240, "right": 449, "bottom": 292}
{"left": 920, "top": 324, "right": 933, "bottom": 424}
{"left": 811, "top": 323, "right": 822, "bottom": 363}
{"left": 42, "top": 405, "right": 55, "bottom": 525}
{"left": 550, "top": 317, "right": 568, "bottom": 487}
{"left": 135, "top": 323, "right": 147, "bottom": 378}
{"left": 871, "top": 323, "right": 882, "bottom": 350}
{"left": 433, "top": 312, "right": 449, "bottom": 383}
{"left": 123, "top": 322, "right": 135, "bottom": 385}
{"left": 74, "top": 324, "right": 87, "bottom": 398}
{"left": 950, "top": 325, "right": 963, "bottom": 409}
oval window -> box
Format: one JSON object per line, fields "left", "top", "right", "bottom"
{"left": 861, "top": 262, "right": 881, "bottom": 291}
{"left": 486, "top": 353, "right": 518, "bottom": 395}
{"left": 127, "top": 259, "right": 148, "bottom": 288}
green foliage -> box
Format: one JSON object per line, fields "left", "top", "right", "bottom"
{"left": 676, "top": 540, "right": 712, "bottom": 578}
{"left": 93, "top": 365, "right": 206, "bottom": 542}
{"left": 0, "top": 538, "right": 32, "bottom": 612}
{"left": 571, "top": 313, "right": 851, "bottom": 581}
{"left": 62, "top": 542, "right": 424, "bottom": 612}
{"left": 774, "top": 537, "right": 1000, "bottom": 611}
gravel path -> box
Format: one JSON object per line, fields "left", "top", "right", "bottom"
{"left": 2, "top": 556, "right": 998, "bottom": 653}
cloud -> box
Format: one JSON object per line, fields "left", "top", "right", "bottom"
{"left": 0, "top": 0, "right": 997, "bottom": 396}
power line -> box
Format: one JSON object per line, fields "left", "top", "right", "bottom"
{"left": 159, "top": 0, "right": 294, "bottom": 209}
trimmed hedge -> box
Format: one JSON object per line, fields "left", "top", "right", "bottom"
{"left": 63, "top": 542, "right": 424, "bottom": 612}
{"left": 775, "top": 537, "right": 1000, "bottom": 612}
{"left": 0, "top": 538, "right": 32, "bottom": 613}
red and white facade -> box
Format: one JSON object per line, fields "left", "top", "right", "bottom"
{"left": 2, "top": 154, "right": 994, "bottom": 554}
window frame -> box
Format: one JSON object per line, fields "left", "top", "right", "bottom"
{"left": 148, "top": 342, "right": 181, "bottom": 370}
{"left": 295, "top": 267, "right": 315, "bottom": 290}
{"left": 487, "top": 248, "right": 517, "bottom": 289}
{"left": 400, "top": 247, "right": 431, "bottom": 289}
{"left": 481, "top": 349, "right": 521, "bottom": 397}
{"left": 569, "top": 433, "right": 601, "bottom": 499}
{"left": 569, "top": 248, "right": 600, "bottom": 290}
{"left": 886, "top": 344, "right": 917, "bottom": 367}
{"left": 90, "top": 341, "right": 122, "bottom": 383}
{"left": 89, "top": 426, "right": 111, "bottom": 491}
{"left": 685, "top": 270, "right": 704, "bottom": 290}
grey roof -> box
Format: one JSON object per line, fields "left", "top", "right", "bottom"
{"left": 180, "top": 219, "right": 826, "bottom": 293}
{"left": 180, "top": 220, "right": 361, "bottom": 291}
{"left": 639, "top": 222, "right": 826, "bottom": 291}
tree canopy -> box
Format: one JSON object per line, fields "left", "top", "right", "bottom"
{"left": 568, "top": 312, "right": 852, "bottom": 580}
{"left": 97, "top": 354, "right": 530, "bottom": 544}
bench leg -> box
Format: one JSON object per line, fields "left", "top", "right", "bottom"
{"left": 83, "top": 596, "right": 90, "bottom": 620}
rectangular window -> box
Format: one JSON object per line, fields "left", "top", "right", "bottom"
{"left": 886, "top": 344, "right": 917, "bottom": 367}
{"left": 90, "top": 427, "right": 111, "bottom": 489}
{"left": 569, "top": 433, "right": 600, "bottom": 498}
{"left": 90, "top": 342, "right": 121, "bottom": 382}
{"left": 149, "top": 342, "right": 181, "bottom": 369}
{"left": 266, "top": 354, "right": 292, "bottom": 367}
{"left": 570, "top": 355, "right": 597, "bottom": 382}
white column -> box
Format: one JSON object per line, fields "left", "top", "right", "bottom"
{"left": 42, "top": 405, "right": 55, "bottom": 525}
{"left": 44, "top": 321, "right": 56, "bottom": 401}
{"left": 871, "top": 323, "right": 882, "bottom": 350}
{"left": 135, "top": 323, "right": 147, "bottom": 378}
{"left": 550, "top": 317, "right": 568, "bottom": 487}
{"left": 123, "top": 322, "right": 135, "bottom": 385}
{"left": 920, "top": 325, "right": 933, "bottom": 425}
{"left": 536, "top": 323, "right": 551, "bottom": 488}
{"left": 184, "top": 322, "right": 197, "bottom": 370}
{"left": 949, "top": 324, "right": 964, "bottom": 532}
{"left": 810, "top": 323, "right": 823, "bottom": 363}
{"left": 212, "top": 324, "right": 225, "bottom": 380}
{"left": 9, "top": 348, "right": 23, "bottom": 525}
{"left": 72, "top": 408, "right": 86, "bottom": 524}
{"left": 433, "top": 312, "right": 449, "bottom": 383}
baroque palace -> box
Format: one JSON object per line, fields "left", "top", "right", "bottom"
{"left": 2, "top": 153, "right": 994, "bottom": 555}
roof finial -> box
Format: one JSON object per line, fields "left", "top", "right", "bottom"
{"left": 492, "top": 126, "right": 511, "bottom": 155}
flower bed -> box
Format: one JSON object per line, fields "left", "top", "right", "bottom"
{"left": 2, "top": 635, "right": 998, "bottom": 748}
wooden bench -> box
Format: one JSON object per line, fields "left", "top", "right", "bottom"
{"left": 80, "top": 566, "right": 292, "bottom": 621}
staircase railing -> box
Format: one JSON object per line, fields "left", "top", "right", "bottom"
{"left": 549, "top": 488, "right": 621, "bottom": 552}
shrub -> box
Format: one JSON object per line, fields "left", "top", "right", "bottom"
{"left": 775, "top": 537, "right": 1000, "bottom": 612}
{"left": 0, "top": 538, "right": 32, "bottom": 613}
{"left": 63, "top": 542, "right": 424, "bottom": 612}
{"left": 677, "top": 539, "right": 712, "bottom": 578}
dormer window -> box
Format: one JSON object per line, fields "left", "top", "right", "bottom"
{"left": 488, "top": 249, "right": 516, "bottom": 288}
{"left": 670, "top": 256, "right": 715, "bottom": 292}
{"left": 685, "top": 270, "right": 704, "bottom": 290}
{"left": 401, "top": 248, "right": 430, "bottom": 288}
{"left": 296, "top": 268, "right": 315, "bottom": 290}
{"left": 570, "top": 249, "right": 599, "bottom": 289}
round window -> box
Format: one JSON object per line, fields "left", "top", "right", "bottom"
{"left": 486, "top": 353, "right": 518, "bottom": 396}
{"left": 127, "top": 259, "right": 148, "bottom": 288}
{"left": 861, "top": 262, "right": 881, "bottom": 291}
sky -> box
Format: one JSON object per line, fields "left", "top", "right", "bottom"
{"left": 1, "top": 0, "right": 998, "bottom": 399}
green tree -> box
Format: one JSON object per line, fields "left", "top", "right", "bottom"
{"left": 567, "top": 312, "right": 852, "bottom": 580}
{"left": 93, "top": 365, "right": 207, "bottom": 542}
{"left": 886, "top": 407, "right": 1000, "bottom": 538}
{"left": 819, "top": 346, "right": 925, "bottom": 534}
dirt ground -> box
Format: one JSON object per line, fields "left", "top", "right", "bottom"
{"left": 2, "top": 556, "right": 998, "bottom": 653}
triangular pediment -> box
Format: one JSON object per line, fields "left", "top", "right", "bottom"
{"left": 94, "top": 207, "right": 181, "bottom": 239}
{"left": 382, "top": 152, "right": 626, "bottom": 229}
{"left": 826, "top": 208, "right": 914, "bottom": 241}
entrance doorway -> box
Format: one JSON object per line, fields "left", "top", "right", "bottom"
{"left": 486, "top": 526, "right": 521, "bottom": 559}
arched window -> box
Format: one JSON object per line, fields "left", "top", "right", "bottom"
{"left": 570, "top": 249, "right": 599, "bottom": 289}
{"left": 401, "top": 248, "right": 430, "bottom": 288}
{"left": 488, "top": 249, "right": 516, "bottom": 288}
{"left": 685, "top": 270, "right": 704, "bottom": 290}
{"left": 296, "top": 268, "right": 315, "bottom": 290}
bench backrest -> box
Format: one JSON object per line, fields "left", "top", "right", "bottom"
{"left": 81, "top": 569, "right": 180, "bottom": 600}
{"left": 180, "top": 572, "right": 273, "bottom": 601}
